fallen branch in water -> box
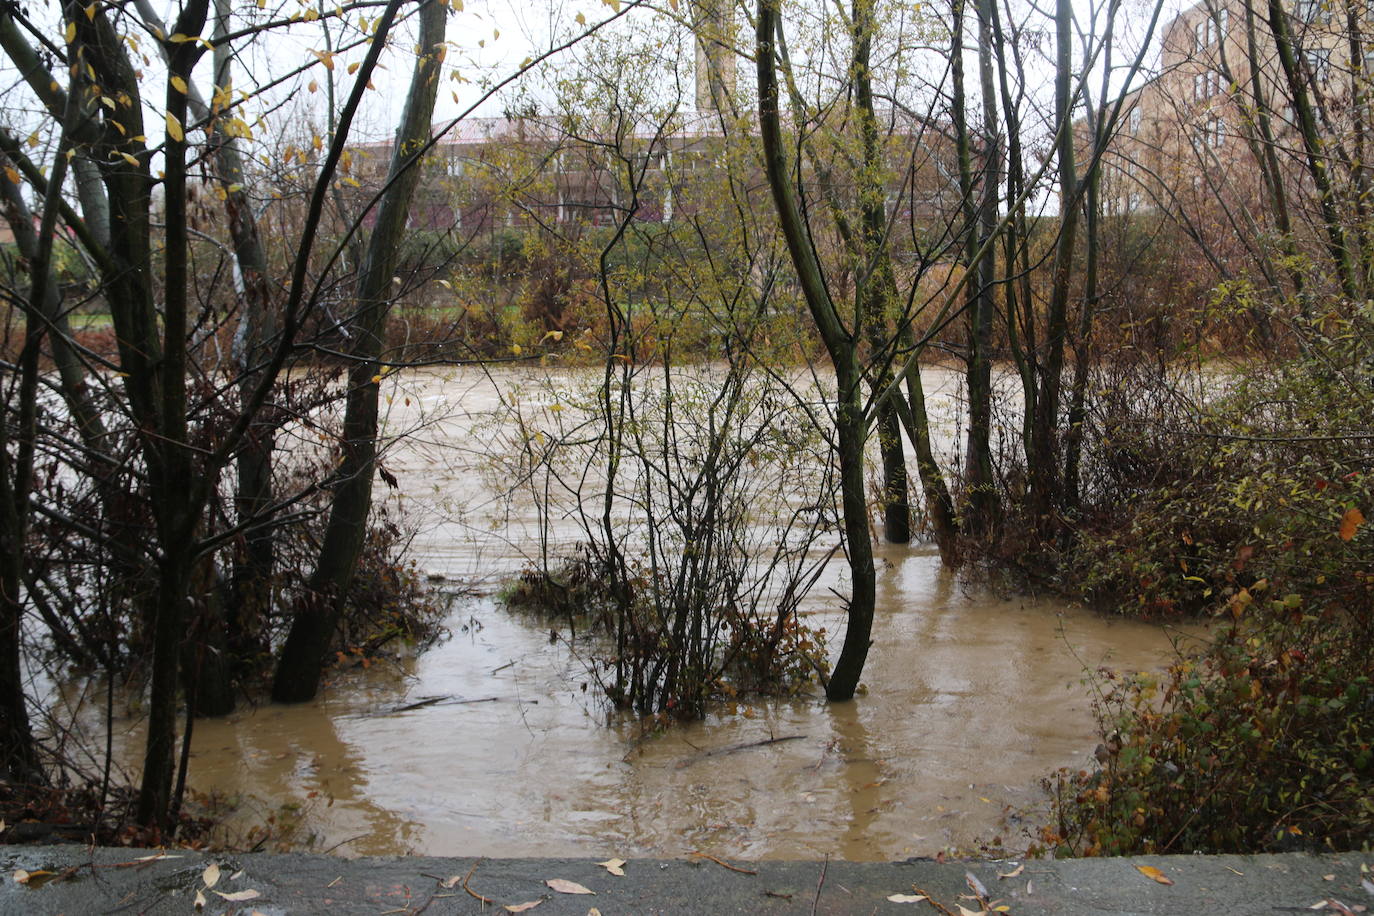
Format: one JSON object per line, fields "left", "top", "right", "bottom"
{"left": 675, "top": 734, "right": 806, "bottom": 768}
{"left": 353, "top": 696, "right": 502, "bottom": 717}
{"left": 690, "top": 852, "right": 758, "bottom": 875}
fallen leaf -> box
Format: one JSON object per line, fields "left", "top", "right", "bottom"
{"left": 998, "top": 864, "right": 1025, "bottom": 879}
{"left": 966, "top": 871, "right": 989, "bottom": 898}
{"left": 1340, "top": 507, "right": 1365, "bottom": 541}
{"left": 203, "top": 862, "right": 221, "bottom": 888}
{"left": 195, "top": 888, "right": 207, "bottom": 910}
{"left": 1136, "top": 865, "right": 1174, "bottom": 885}
{"left": 887, "top": 893, "right": 928, "bottom": 903}
{"left": 588, "top": 910, "right": 602, "bottom": 916}
{"left": 595, "top": 858, "right": 626, "bottom": 877}
{"left": 1327, "top": 875, "right": 1338, "bottom": 881}
{"left": 441, "top": 875, "right": 463, "bottom": 889}
{"left": 505, "top": 901, "right": 543, "bottom": 913}
{"left": 12, "top": 870, "right": 29, "bottom": 885}
{"left": 215, "top": 889, "right": 262, "bottom": 901}
{"left": 957, "top": 906, "right": 983, "bottom": 916}
{"left": 546, "top": 879, "right": 595, "bottom": 895}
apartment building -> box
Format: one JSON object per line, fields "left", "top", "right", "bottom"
{"left": 1102, "top": 0, "right": 1370, "bottom": 218}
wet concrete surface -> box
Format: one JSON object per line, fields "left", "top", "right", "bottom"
{"left": 2, "top": 845, "right": 1369, "bottom": 914}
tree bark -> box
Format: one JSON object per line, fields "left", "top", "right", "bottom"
{"left": 757, "top": 0, "right": 875, "bottom": 701}
{"left": 273, "top": 0, "right": 448, "bottom": 703}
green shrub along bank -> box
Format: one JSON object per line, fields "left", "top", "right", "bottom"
{"left": 1043, "top": 328, "right": 1374, "bottom": 855}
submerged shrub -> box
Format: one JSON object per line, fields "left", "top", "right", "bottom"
{"left": 1045, "top": 331, "right": 1374, "bottom": 855}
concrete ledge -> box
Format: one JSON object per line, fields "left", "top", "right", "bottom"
{"left": 1, "top": 845, "right": 1369, "bottom": 914}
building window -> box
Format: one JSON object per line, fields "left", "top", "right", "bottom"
{"left": 1129, "top": 105, "right": 1142, "bottom": 133}
{"left": 1208, "top": 116, "right": 1226, "bottom": 148}
{"left": 1194, "top": 9, "right": 1226, "bottom": 48}
{"left": 1194, "top": 68, "right": 1222, "bottom": 100}
{"left": 1305, "top": 46, "right": 1332, "bottom": 83}
{"left": 1296, "top": 0, "right": 1330, "bottom": 23}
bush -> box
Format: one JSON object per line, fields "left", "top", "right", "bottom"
{"left": 1045, "top": 331, "right": 1374, "bottom": 855}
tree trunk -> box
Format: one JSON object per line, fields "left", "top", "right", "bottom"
{"left": 757, "top": 0, "right": 875, "bottom": 701}
{"left": 955, "top": 0, "right": 1001, "bottom": 536}
{"left": 273, "top": 0, "right": 447, "bottom": 703}
{"left": 853, "top": 0, "right": 911, "bottom": 544}
{"left": 1028, "top": 0, "right": 1081, "bottom": 531}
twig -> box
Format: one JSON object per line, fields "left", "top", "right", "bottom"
{"left": 321, "top": 832, "right": 368, "bottom": 855}
{"left": 461, "top": 861, "right": 493, "bottom": 904}
{"left": 810, "top": 854, "right": 828, "bottom": 916}
{"left": 675, "top": 734, "right": 807, "bottom": 768}
{"left": 689, "top": 852, "right": 758, "bottom": 875}
{"left": 912, "top": 885, "right": 958, "bottom": 916}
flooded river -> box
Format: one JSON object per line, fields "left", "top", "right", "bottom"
{"left": 126, "top": 367, "right": 1187, "bottom": 860}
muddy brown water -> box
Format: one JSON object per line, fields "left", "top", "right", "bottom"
{"left": 110, "top": 367, "right": 1190, "bottom": 860}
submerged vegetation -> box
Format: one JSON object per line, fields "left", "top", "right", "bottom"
{"left": 1040, "top": 328, "right": 1374, "bottom": 855}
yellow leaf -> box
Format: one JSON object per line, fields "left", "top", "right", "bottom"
{"left": 510, "top": 343, "right": 522, "bottom": 356}
{"left": 119, "top": 151, "right": 139, "bottom": 166}
{"left": 65, "top": 21, "right": 77, "bottom": 44}
{"left": 169, "top": 32, "right": 195, "bottom": 43}
{"left": 1136, "top": 865, "right": 1174, "bottom": 886}
{"left": 347, "top": 61, "right": 360, "bottom": 74}
{"left": 165, "top": 112, "right": 184, "bottom": 141}
{"left": 3, "top": 167, "right": 19, "bottom": 185}
{"left": 85, "top": 4, "right": 96, "bottom": 20}
{"left": 1339, "top": 507, "right": 1365, "bottom": 541}
{"left": 170, "top": 75, "right": 188, "bottom": 94}
{"left": 594, "top": 858, "right": 625, "bottom": 877}
{"left": 545, "top": 878, "right": 594, "bottom": 895}
{"left": 575, "top": 11, "right": 586, "bottom": 24}
{"left": 601, "top": 0, "right": 621, "bottom": 12}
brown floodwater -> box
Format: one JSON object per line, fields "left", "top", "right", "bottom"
{"left": 110, "top": 367, "right": 1192, "bottom": 860}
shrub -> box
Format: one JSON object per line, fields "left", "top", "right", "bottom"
{"left": 1045, "top": 329, "right": 1374, "bottom": 855}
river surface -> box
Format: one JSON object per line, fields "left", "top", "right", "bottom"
{"left": 117, "top": 366, "right": 1189, "bottom": 860}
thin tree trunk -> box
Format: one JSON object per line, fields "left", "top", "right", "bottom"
{"left": 853, "top": 0, "right": 911, "bottom": 543}
{"left": 273, "top": 0, "right": 447, "bottom": 703}
{"left": 1028, "top": 0, "right": 1080, "bottom": 531}
{"left": 757, "top": 0, "right": 875, "bottom": 701}
{"left": 1265, "top": 0, "right": 1359, "bottom": 300}
{"left": 959, "top": 0, "right": 1001, "bottom": 536}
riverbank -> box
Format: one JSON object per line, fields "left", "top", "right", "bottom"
{"left": 3, "top": 845, "right": 1369, "bottom": 914}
